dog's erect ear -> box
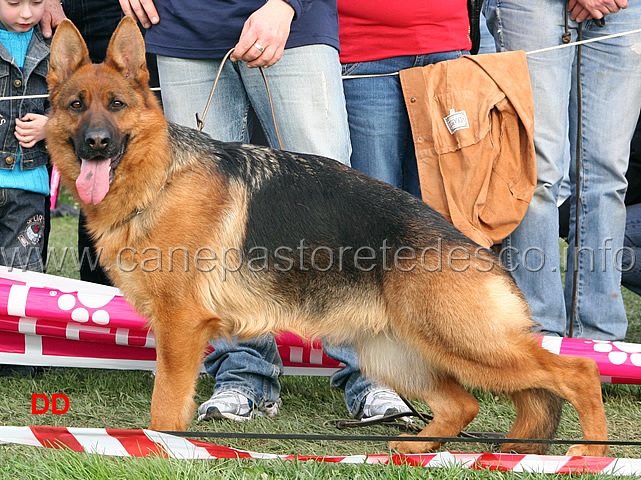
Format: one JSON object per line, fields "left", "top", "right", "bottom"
{"left": 105, "top": 16, "right": 149, "bottom": 86}
{"left": 48, "top": 19, "right": 91, "bottom": 91}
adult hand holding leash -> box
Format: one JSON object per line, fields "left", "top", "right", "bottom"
{"left": 119, "top": 0, "right": 160, "bottom": 29}
{"left": 230, "top": 0, "right": 294, "bottom": 68}
{"left": 568, "top": 0, "right": 627, "bottom": 22}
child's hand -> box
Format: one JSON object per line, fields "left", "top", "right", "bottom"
{"left": 15, "top": 113, "right": 48, "bottom": 148}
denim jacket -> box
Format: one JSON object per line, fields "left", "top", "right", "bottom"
{"left": 0, "top": 25, "right": 50, "bottom": 172}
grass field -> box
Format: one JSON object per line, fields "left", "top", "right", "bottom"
{"left": 1, "top": 203, "right": 641, "bottom": 479}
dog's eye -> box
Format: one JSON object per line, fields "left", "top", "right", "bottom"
{"left": 111, "top": 100, "right": 126, "bottom": 110}
{"left": 69, "top": 100, "right": 83, "bottom": 111}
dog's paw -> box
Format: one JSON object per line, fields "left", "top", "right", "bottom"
{"left": 565, "top": 444, "right": 608, "bottom": 457}
{"left": 389, "top": 434, "right": 441, "bottom": 454}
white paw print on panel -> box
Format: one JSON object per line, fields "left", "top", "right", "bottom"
{"left": 71, "top": 308, "right": 89, "bottom": 323}
{"left": 614, "top": 341, "right": 641, "bottom": 367}
{"left": 57, "top": 294, "right": 77, "bottom": 312}
{"left": 92, "top": 310, "right": 110, "bottom": 325}
{"left": 56, "top": 292, "right": 115, "bottom": 325}
{"left": 592, "top": 341, "right": 641, "bottom": 367}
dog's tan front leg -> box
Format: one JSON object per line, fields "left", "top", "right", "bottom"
{"left": 148, "top": 314, "right": 216, "bottom": 431}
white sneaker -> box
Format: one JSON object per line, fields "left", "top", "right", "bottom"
{"left": 361, "top": 388, "right": 413, "bottom": 423}
{"left": 197, "top": 390, "right": 281, "bottom": 422}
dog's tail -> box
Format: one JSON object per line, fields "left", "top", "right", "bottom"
{"left": 501, "top": 388, "right": 564, "bottom": 454}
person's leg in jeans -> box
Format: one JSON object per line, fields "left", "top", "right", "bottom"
{"left": 622, "top": 204, "right": 641, "bottom": 296}
{"left": 239, "top": 45, "right": 351, "bottom": 163}
{"left": 477, "top": 10, "right": 497, "bottom": 55}
{"left": 156, "top": 55, "right": 252, "bottom": 139}
{"left": 158, "top": 45, "right": 352, "bottom": 159}
{"left": 485, "top": 0, "right": 574, "bottom": 337}
{"left": 563, "top": 9, "right": 641, "bottom": 340}
{"left": 0, "top": 188, "right": 46, "bottom": 377}
{"left": 199, "top": 335, "right": 284, "bottom": 415}
{"left": 0, "top": 188, "right": 46, "bottom": 272}
{"left": 322, "top": 341, "right": 373, "bottom": 417}
{"left": 341, "top": 56, "right": 415, "bottom": 192}
{"left": 333, "top": 58, "right": 419, "bottom": 417}
{"left": 485, "top": 0, "right": 641, "bottom": 340}
{"left": 341, "top": 50, "right": 467, "bottom": 202}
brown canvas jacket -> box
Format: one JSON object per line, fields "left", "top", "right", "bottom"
{"left": 399, "top": 51, "right": 536, "bottom": 247}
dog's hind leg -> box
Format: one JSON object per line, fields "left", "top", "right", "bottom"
{"left": 473, "top": 340, "right": 607, "bottom": 457}
{"left": 389, "top": 375, "right": 479, "bottom": 454}
{"left": 501, "top": 388, "right": 564, "bottom": 454}
{"left": 148, "top": 313, "right": 217, "bottom": 431}
{"left": 523, "top": 351, "right": 608, "bottom": 457}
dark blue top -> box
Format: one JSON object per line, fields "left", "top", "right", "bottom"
{"left": 144, "top": 0, "right": 339, "bottom": 59}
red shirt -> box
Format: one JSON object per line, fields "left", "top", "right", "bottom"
{"left": 338, "top": 0, "right": 472, "bottom": 63}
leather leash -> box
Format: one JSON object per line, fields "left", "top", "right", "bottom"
{"left": 195, "top": 48, "right": 285, "bottom": 150}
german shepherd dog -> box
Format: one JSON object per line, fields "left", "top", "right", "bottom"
{"left": 46, "top": 17, "right": 608, "bottom": 456}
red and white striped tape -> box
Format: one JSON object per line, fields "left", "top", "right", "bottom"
{"left": 1, "top": 426, "right": 640, "bottom": 475}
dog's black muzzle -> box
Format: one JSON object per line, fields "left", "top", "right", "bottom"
{"left": 74, "top": 124, "right": 123, "bottom": 161}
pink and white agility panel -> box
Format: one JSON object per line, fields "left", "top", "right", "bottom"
{"left": 1, "top": 267, "right": 641, "bottom": 382}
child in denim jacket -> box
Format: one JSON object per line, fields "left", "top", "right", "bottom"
{"left": 0, "top": 0, "right": 50, "bottom": 272}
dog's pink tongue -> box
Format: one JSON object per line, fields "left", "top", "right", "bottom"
{"left": 76, "top": 158, "right": 111, "bottom": 205}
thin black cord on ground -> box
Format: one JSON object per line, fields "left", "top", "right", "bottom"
{"left": 159, "top": 430, "right": 641, "bottom": 447}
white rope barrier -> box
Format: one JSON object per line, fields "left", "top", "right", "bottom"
{"left": 341, "top": 26, "right": 641, "bottom": 79}
{"left": 0, "top": 87, "right": 161, "bottom": 102}
{"left": 1, "top": 27, "right": 639, "bottom": 93}
{"left": 525, "top": 27, "right": 641, "bottom": 56}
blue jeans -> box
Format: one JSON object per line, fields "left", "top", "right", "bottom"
{"left": 477, "top": 10, "right": 497, "bottom": 55}
{"left": 157, "top": 45, "right": 377, "bottom": 415}
{"left": 0, "top": 188, "right": 45, "bottom": 272}
{"left": 485, "top": 0, "right": 641, "bottom": 340}
{"left": 157, "top": 45, "right": 350, "bottom": 161}
{"left": 202, "top": 337, "right": 375, "bottom": 416}
{"left": 623, "top": 204, "right": 641, "bottom": 296}
{"left": 341, "top": 51, "right": 467, "bottom": 198}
